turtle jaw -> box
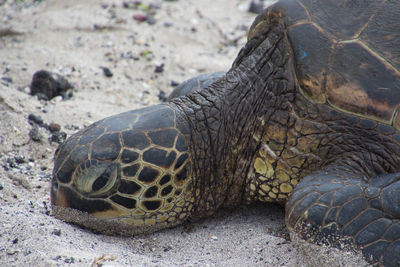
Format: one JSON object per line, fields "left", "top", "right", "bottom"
{"left": 51, "top": 179, "right": 68, "bottom": 207}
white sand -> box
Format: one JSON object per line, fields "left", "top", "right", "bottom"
{"left": 0, "top": 0, "right": 368, "bottom": 266}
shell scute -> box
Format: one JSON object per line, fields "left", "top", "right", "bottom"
{"left": 298, "top": 0, "right": 384, "bottom": 40}
{"left": 361, "top": 1, "right": 400, "bottom": 70}
{"left": 326, "top": 41, "right": 400, "bottom": 123}
{"left": 279, "top": 0, "right": 400, "bottom": 127}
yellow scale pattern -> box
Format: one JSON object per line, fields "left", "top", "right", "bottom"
{"left": 248, "top": 111, "right": 326, "bottom": 203}
{"left": 102, "top": 129, "right": 195, "bottom": 226}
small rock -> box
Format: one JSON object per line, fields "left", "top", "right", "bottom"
{"left": 53, "top": 255, "right": 62, "bottom": 261}
{"left": 64, "top": 257, "right": 75, "bottom": 263}
{"left": 145, "top": 53, "right": 154, "bottom": 61}
{"left": 30, "top": 70, "right": 73, "bottom": 100}
{"left": 1, "top": 77, "right": 12, "bottom": 83}
{"left": 29, "top": 126, "right": 42, "bottom": 142}
{"left": 0, "top": 184, "right": 3, "bottom": 190}
{"left": 147, "top": 16, "right": 157, "bottom": 25}
{"left": 210, "top": 235, "right": 218, "bottom": 240}
{"left": 170, "top": 80, "right": 179, "bottom": 87}
{"left": 140, "top": 50, "right": 153, "bottom": 59}
{"left": 28, "top": 113, "right": 44, "bottom": 126}
{"left": 6, "top": 249, "right": 18, "bottom": 255}
{"left": 48, "top": 122, "right": 61, "bottom": 132}
{"left": 163, "top": 21, "right": 173, "bottom": 27}
{"left": 154, "top": 63, "right": 164, "bottom": 73}
{"left": 101, "top": 67, "right": 113, "bottom": 77}
{"left": 10, "top": 173, "right": 32, "bottom": 190}
{"left": 248, "top": 1, "right": 265, "bottom": 14}
{"left": 50, "top": 131, "right": 67, "bottom": 144}
{"left": 133, "top": 14, "right": 147, "bottom": 22}
{"left": 163, "top": 246, "right": 172, "bottom": 252}
{"left": 52, "top": 229, "right": 62, "bottom": 236}
{"left": 52, "top": 95, "right": 64, "bottom": 103}
{"left": 7, "top": 158, "right": 17, "bottom": 168}
{"left": 65, "top": 124, "right": 80, "bottom": 131}
{"left": 14, "top": 156, "right": 25, "bottom": 164}
{"left": 158, "top": 90, "right": 167, "bottom": 102}
{"left": 122, "top": 1, "right": 134, "bottom": 8}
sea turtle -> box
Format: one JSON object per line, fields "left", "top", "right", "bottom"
{"left": 51, "top": 0, "right": 400, "bottom": 266}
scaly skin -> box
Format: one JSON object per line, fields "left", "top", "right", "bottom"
{"left": 52, "top": 1, "right": 400, "bottom": 266}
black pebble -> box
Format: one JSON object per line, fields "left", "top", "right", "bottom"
{"left": 158, "top": 90, "right": 167, "bottom": 102}
{"left": 154, "top": 63, "right": 164, "bottom": 73}
{"left": 248, "top": 1, "right": 264, "bottom": 14}
{"left": 30, "top": 70, "right": 73, "bottom": 100}
{"left": 28, "top": 114, "right": 44, "bottom": 126}
{"left": 170, "top": 80, "right": 179, "bottom": 87}
{"left": 101, "top": 67, "right": 113, "bottom": 77}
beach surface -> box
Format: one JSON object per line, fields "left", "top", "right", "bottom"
{"left": 0, "top": 1, "right": 368, "bottom": 266}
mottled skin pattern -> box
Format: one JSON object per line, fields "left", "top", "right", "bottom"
{"left": 52, "top": 0, "right": 400, "bottom": 266}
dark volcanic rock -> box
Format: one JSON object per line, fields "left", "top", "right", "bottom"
{"left": 30, "top": 70, "right": 73, "bottom": 100}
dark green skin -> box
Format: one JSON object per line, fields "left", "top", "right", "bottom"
{"left": 52, "top": 0, "right": 400, "bottom": 266}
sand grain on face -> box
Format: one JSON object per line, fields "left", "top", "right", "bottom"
{"left": 0, "top": 0, "right": 365, "bottom": 266}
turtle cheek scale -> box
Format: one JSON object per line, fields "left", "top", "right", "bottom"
{"left": 51, "top": 104, "right": 196, "bottom": 235}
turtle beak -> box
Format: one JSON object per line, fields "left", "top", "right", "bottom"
{"left": 51, "top": 180, "right": 68, "bottom": 207}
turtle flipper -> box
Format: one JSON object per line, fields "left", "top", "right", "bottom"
{"left": 286, "top": 166, "right": 400, "bottom": 266}
{"left": 168, "top": 72, "right": 225, "bottom": 100}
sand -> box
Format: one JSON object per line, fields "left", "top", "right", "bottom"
{"left": 0, "top": 0, "right": 368, "bottom": 266}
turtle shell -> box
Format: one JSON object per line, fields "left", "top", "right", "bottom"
{"left": 256, "top": 0, "right": 400, "bottom": 129}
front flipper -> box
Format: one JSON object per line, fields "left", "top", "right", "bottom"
{"left": 168, "top": 72, "right": 225, "bottom": 100}
{"left": 286, "top": 166, "right": 400, "bottom": 266}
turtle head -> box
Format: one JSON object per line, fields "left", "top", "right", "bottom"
{"left": 51, "top": 105, "right": 195, "bottom": 235}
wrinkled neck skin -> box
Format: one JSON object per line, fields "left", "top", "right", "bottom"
{"left": 170, "top": 9, "right": 400, "bottom": 219}
{"left": 170, "top": 13, "right": 294, "bottom": 217}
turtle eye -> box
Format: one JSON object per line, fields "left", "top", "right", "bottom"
{"left": 92, "top": 171, "right": 109, "bottom": 191}
{"left": 90, "top": 164, "right": 118, "bottom": 196}
{"left": 74, "top": 160, "right": 119, "bottom": 197}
